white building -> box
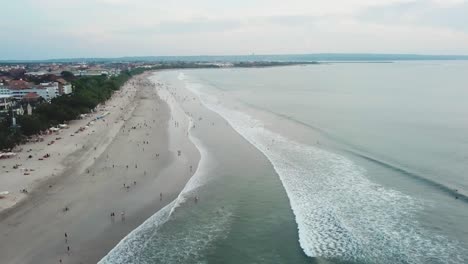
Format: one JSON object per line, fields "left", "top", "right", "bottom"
{"left": 5, "top": 80, "right": 65, "bottom": 102}
{"left": 0, "top": 85, "right": 11, "bottom": 96}
{"left": 62, "top": 84, "right": 72, "bottom": 94}
{"left": 57, "top": 79, "right": 73, "bottom": 95}
{"left": 36, "top": 82, "right": 59, "bottom": 102}
{"left": 39, "top": 82, "right": 59, "bottom": 97}
{"left": 10, "top": 86, "right": 58, "bottom": 102}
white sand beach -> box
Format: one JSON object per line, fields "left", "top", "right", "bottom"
{"left": 0, "top": 73, "right": 200, "bottom": 264}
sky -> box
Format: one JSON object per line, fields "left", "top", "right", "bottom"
{"left": 2, "top": 0, "right": 468, "bottom": 60}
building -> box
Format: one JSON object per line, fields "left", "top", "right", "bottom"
{"left": 39, "top": 82, "right": 60, "bottom": 98}
{"left": 7, "top": 80, "right": 33, "bottom": 100}
{"left": 56, "top": 78, "right": 72, "bottom": 95}
{"left": 25, "top": 71, "right": 48, "bottom": 76}
{"left": 22, "top": 92, "right": 41, "bottom": 103}
{"left": 6, "top": 80, "right": 31, "bottom": 90}
{"left": 0, "top": 85, "right": 11, "bottom": 96}
{"left": 63, "top": 84, "right": 72, "bottom": 94}
{"left": 8, "top": 81, "right": 58, "bottom": 102}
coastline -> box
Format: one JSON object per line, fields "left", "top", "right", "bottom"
{"left": 98, "top": 71, "right": 309, "bottom": 263}
{"left": 5, "top": 66, "right": 465, "bottom": 263}
{"left": 0, "top": 72, "right": 200, "bottom": 263}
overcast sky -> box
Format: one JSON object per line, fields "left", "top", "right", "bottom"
{"left": 2, "top": 0, "right": 468, "bottom": 59}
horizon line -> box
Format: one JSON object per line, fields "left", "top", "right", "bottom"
{"left": 2, "top": 53, "right": 468, "bottom": 63}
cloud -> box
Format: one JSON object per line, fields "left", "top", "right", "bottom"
{"left": 97, "top": 0, "right": 132, "bottom": 4}
{"left": 431, "top": 0, "right": 466, "bottom": 7}
{"left": 1, "top": 0, "right": 468, "bottom": 59}
{"left": 358, "top": 0, "right": 468, "bottom": 32}
{"left": 114, "top": 18, "right": 243, "bottom": 36}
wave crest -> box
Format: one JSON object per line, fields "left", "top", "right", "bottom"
{"left": 186, "top": 81, "right": 466, "bottom": 264}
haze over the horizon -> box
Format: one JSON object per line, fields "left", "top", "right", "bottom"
{"left": 2, "top": 0, "right": 468, "bottom": 60}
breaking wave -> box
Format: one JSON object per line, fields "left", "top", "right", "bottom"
{"left": 185, "top": 81, "right": 466, "bottom": 264}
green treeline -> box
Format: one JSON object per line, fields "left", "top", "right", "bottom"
{"left": 0, "top": 70, "right": 138, "bottom": 150}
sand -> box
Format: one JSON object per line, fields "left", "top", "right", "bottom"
{"left": 0, "top": 73, "right": 200, "bottom": 264}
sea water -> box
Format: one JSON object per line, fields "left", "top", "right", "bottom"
{"left": 100, "top": 61, "right": 468, "bottom": 264}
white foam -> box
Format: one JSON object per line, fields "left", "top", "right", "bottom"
{"left": 152, "top": 75, "right": 213, "bottom": 200}
{"left": 98, "top": 200, "right": 175, "bottom": 264}
{"left": 177, "top": 72, "right": 186, "bottom": 80}
{"left": 185, "top": 80, "right": 466, "bottom": 264}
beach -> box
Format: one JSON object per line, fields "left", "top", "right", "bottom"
{"left": 98, "top": 71, "right": 309, "bottom": 263}
{"left": 0, "top": 73, "right": 200, "bottom": 264}
{"left": 2, "top": 63, "right": 468, "bottom": 264}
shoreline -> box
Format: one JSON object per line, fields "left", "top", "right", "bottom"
{"left": 98, "top": 70, "right": 310, "bottom": 263}
{"left": 0, "top": 72, "right": 201, "bottom": 263}
{"left": 98, "top": 73, "right": 212, "bottom": 263}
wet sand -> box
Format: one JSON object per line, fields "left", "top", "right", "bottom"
{"left": 0, "top": 73, "right": 200, "bottom": 264}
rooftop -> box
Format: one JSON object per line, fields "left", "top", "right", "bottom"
{"left": 22, "top": 92, "right": 40, "bottom": 101}
{"left": 8, "top": 80, "right": 34, "bottom": 90}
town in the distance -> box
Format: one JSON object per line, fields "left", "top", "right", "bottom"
{"left": 0, "top": 59, "right": 317, "bottom": 153}
{"left": 1, "top": 62, "right": 123, "bottom": 119}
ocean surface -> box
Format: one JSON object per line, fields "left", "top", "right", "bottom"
{"left": 100, "top": 61, "right": 468, "bottom": 264}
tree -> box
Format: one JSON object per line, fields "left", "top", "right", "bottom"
{"left": 9, "top": 68, "right": 26, "bottom": 79}
{"left": 61, "top": 71, "right": 75, "bottom": 82}
{"left": 17, "top": 115, "right": 48, "bottom": 136}
{"left": 0, "top": 68, "right": 144, "bottom": 149}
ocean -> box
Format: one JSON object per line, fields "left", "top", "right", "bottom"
{"left": 100, "top": 61, "right": 468, "bottom": 264}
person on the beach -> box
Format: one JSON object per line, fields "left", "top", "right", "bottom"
{"left": 121, "top": 211, "right": 125, "bottom": 222}
{"left": 160, "top": 192, "right": 163, "bottom": 201}
{"left": 67, "top": 246, "right": 70, "bottom": 254}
